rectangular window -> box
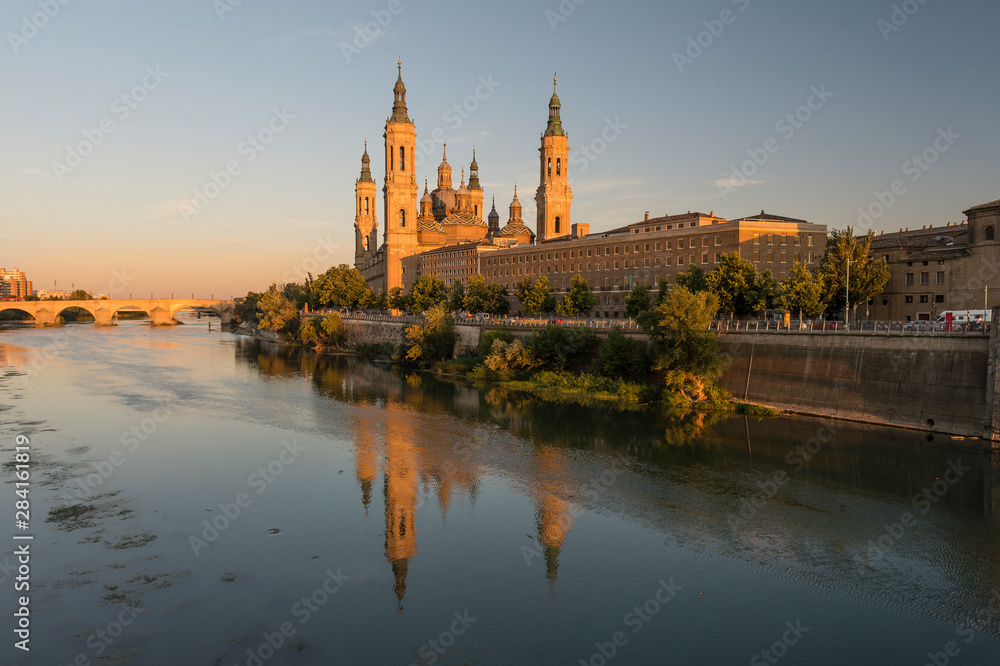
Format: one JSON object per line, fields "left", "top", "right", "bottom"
{"left": 936, "top": 271, "right": 945, "bottom": 284}
{"left": 655, "top": 242, "right": 661, "bottom": 251}
{"left": 905, "top": 295, "right": 913, "bottom": 303}
{"left": 715, "top": 236, "right": 722, "bottom": 246}
{"left": 806, "top": 253, "right": 813, "bottom": 263}
{"left": 678, "top": 240, "right": 685, "bottom": 249}
{"left": 666, "top": 257, "right": 672, "bottom": 266}
{"left": 614, "top": 277, "right": 620, "bottom": 287}
{"left": 935, "top": 295, "right": 944, "bottom": 303}
{"left": 614, "top": 260, "right": 620, "bottom": 269}
{"left": 767, "top": 235, "right": 774, "bottom": 245}
{"left": 702, "top": 237, "right": 709, "bottom": 247}
{"left": 634, "top": 244, "right": 639, "bottom": 252}
{"left": 807, "top": 236, "right": 814, "bottom": 247}
{"left": 624, "top": 245, "right": 629, "bottom": 254}
{"left": 644, "top": 243, "right": 650, "bottom": 252}
{"left": 644, "top": 258, "right": 650, "bottom": 267}
{"left": 753, "top": 251, "right": 760, "bottom": 261}
{"left": 689, "top": 254, "right": 695, "bottom": 265}
{"left": 714, "top": 253, "right": 721, "bottom": 263}
{"left": 753, "top": 234, "right": 760, "bottom": 245}
{"left": 667, "top": 241, "right": 673, "bottom": 250}
{"left": 702, "top": 253, "right": 708, "bottom": 264}
{"left": 905, "top": 273, "right": 914, "bottom": 285}
{"left": 793, "top": 253, "right": 800, "bottom": 263}
{"left": 588, "top": 249, "right": 592, "bottom": 257}
{"left": 781, "top": 236, "right": 787, "bottom": 245}
{"left": 794, "top": 236, "right": 801, "bottom": 246}
{"left": 655, "top": 257, "right": 661, "bottom": 266}
{"left": 920, "top": 295, "right": 929, "bottom": 303}
{"left": 780, "top": 252, "right": 786, "bottom": 263}
{"left": 766, "top": 251, "right": 773, "bottom": 262}
{"left": 615, "top": 246, "right": 620, "bottom": 255}
{"left": 920, "top": 272, "right": 929, "bottom": 285}
{"left": 678, "top": 256, "right": 684, "bottom": 265}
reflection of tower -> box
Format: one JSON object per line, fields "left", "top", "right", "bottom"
{"left": 532, "top": 445, "right": 574, "bottom": 595}
{"left": 352, "top": 411, "right": 380, "bottom": 518}
{"left": 383, "top": 406, "right": 419, "bottom": 614}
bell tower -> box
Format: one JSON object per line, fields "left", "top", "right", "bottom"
{"left": 355, "top": 141, "right": 378, "bottom": 266}
{"left": 383, "top": 61, "right": 419, "bottom": 290}
{"left": 535, "top": 75, "right": 573, "bottom": 243}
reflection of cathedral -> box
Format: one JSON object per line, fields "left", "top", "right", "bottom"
{"left": 350, "top": 401, "right": 578, "bottom": 612}
{"left": 355, "top": 63, "right": 564, "bottom": 294}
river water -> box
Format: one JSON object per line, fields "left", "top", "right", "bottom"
{"left": 1, "top": 320, "right": 999, "bottom": 665}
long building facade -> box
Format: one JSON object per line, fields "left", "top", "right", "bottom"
{"left": 355, "top": 65, "right": 827, "bottom": 316}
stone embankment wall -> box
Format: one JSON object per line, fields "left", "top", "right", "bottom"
{"left": 716, "top": 332, "right": 991, "bottom": 439}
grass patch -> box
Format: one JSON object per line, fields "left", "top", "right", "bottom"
{"left": 498, "top": 371, "right": 653, "bottom": 408}
{"left": 109, "top": 532, "right": 158, "bottom": 550}
{"left": 47, "top": 504, "right": 97, "bottom": 530}
{"left": 733, "top": 401, "right": 781, "bottom": 418}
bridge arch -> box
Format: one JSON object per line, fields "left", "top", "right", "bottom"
{"left": 0, "top": 304, "right": 36, "bottom": 323}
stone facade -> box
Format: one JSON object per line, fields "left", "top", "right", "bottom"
{"left": 868, "top": 198, "right": 1000, "bottom": 321}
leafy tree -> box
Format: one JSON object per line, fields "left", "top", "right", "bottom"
{"left": 478, "top": 326, "right": 514, "bottom": 356}
{"left": 483, "top": 338, "right": 538, "bottom": 377}
{"left": 69, "top": 289, "right": 93, "bottom": 300}
{"left": 515, "top": 276, "right": 557, "bottom": 315}
{"left": 402, "top": 303, "right": 455, "bottom": 366}
{"left": 594, "top": 327, "right": 651, "bottom": 378}
{"left": 463, "top": 275, "right": 489, "bottom": 313}
{"left": 301, "top": 312, "right": 346, "bottom": 350}
{"left": 483, "top": 283, "right": 511, "bottom": 316}
{"left": 281, "top": 282, "right": 312, "bottom": 310}
{"left": 641, "top": 286, "right": 725, "bottom": 404}
{"left": 557, "top": 274, "right": 597, "bottom": 317}
{"left": 624, "top": 284, "right": 651, "bottom": 317}
{"left": 388, "top": 286, "right": 408, "bottom": 312}
{"left": 234, "top": 291, "right": 263, "bottom": 326}
{"left": 524, "top": 325, "right": 598, "bottom": 371}
{"left": 258, "top": 285, "right": 300, "bottom": 340}
{"left": 24, "top": 295, "right": 40, "bottom": 302}
{"left": 675, "top": 265, "right": 708, "bottom": 293}
{"left": 312, "top": 265, "right": 371, "bottom": 309}
{"left": 654, "top": 278, "right": 671, "bottom": 305}
{"left": 780, "top": 262, "right": 827, "bottom": 319}
{"left": 705, "top": 252, "right": 776, "bottom": 316}
{"left": 407, "top": 274, "right": 447, "bottom": 314}
{"left": 817, "top": 227, "right": 890, "bottom": 318}
{"left": 446, "top": 281, "right": 466, "bottom": 313}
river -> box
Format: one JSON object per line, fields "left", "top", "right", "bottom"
{"left": 1, "top": 319, "right": 999, "bottom": 665}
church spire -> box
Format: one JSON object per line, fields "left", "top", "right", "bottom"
{"left": 359, "top": 140, "right": 373, "bottom": 183}
{"left": 545, "top": 74, "right": 565, "bottom": 137}
{"left": 468, "top": 148, "right": 481, "bottom": 191}
{"left": 390, "top": 61, "right": 410, "bottom": 124}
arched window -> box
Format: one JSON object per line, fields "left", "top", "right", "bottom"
{"left": 400, "top": 146, "right": 405, "bottom": 171}
{"left": 399, "top": 209, "right": 406, "bottom": 227}
{"left": 474, "top": 205, "right": 478, "bottom": 216}
{"left": 987, "top": 226, "right": 995, "bottom": 241}
{"left": 547, "top": 158, "right": 551, "bottom": 177}
{"left": 364, "top": 236, "right": 370, "bottom": 252}
{"left": 556, "top": 158, "right": 561, "bottom": 177}
{"left": 555, "top": 216, "right": 561, "bottom": 234}
{"left": 364, "top": 197, "right": 369, "bottom": 215}
{"left": 390, "top": 147, "right": 394, "bottom": 171}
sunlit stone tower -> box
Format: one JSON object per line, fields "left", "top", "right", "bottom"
{"left": 535, "top": 76, "right": 573, "bottom": 243}
{"left": 383, "top": 62, "right": 419, "bottom": 290}
{"left": 354, "top": 142, "right": 378, "bottom": 266}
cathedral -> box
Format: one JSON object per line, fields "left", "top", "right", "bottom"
{"left": 355, "top": 63, "right": 571, "bottom": 293}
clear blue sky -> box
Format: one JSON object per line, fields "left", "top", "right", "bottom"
{"left": 1, "top": 0, "right": 997, "bottom": 298}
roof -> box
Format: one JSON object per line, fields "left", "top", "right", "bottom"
{"left": 900, "top": 247, "right": 972, "bottom": 262}
{"left": 869, "top": 225, "right": 968, "bottom": 250}
{"left": 417, "top": 219, "right": 443, "bottom": 232}
{"left": 730, "top": 211, "right": 808, "bottom": 224}
{"left": 415, "top": 241, "right": 495, "bottom": 257}
{"left": 441, "top": 211, "right": 485, "bottom": 226}
{"left": 963, "top": 198, "right": 1000, "bottom": 214}
{"left": 498, "top": 223, "right": 534, "bottom": 237}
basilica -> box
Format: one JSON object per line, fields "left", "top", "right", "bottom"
{"left": 354, "top": 64, "right": 572, "bottom": 293}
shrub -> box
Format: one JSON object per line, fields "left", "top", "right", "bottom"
{"left": 594, "top": 328, "right": 651, "bottom": 378}
{"left": 478, "top": 326, "right": 514, "bottom": 356}
{"left": 524, "top": 325, "right": 598, "bottom": 371}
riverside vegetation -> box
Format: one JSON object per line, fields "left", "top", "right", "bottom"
{"left": 232, "top": 264, "right": 780, "bottom": 416}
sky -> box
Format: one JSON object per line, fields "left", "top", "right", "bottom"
{"left": 1, "top": 0, "right": 997, "bottom": 298}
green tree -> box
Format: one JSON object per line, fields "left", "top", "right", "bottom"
{"left": 706, "top": 252, "right": 775, "bottom": 316}
{"left": 483, "top": 283, "right": 511, "bottom": 316}
{"left": 68, "top": 289, "right": 92, "bottom": 300}
{"left": 515, "top": 276, "right": 557, "bottom": 315}
{"left": 234, "top": 291, "right": 263, "bottom": 326}
{"left": 654, "top": 278, "right": 671, "bottom": 305}
{"left": 407, "top": 274, "right": 447, "bottom": 314}
{"left": 595, "top": 327, "right": 650, "bottom": 378}
{"left": 312, "top": 265, "right": 371, "bottom": 309}
{"left": 675, "top": 265, "right": 708, "bottom": 293}
{"left": 463, "top": 275, "right": 489, "bottom": 313}
{"left": 478, "top": 326, "right": 514, "bottom": 356}
{"left": 817, "top": 228, "right": 890, "bottom": 319}
{"left": 557, "top": 274, "right": 597, "bottom": 317}
{"left": 780, "top": 262, "right": 827, "bottom": 320}
{"left": 624, "top": 284, "right": 651, "bottom": 317}
{"left": 402, "top": 303, "right": 455, "bottom": 366}
{"left": 258, "top": 285, "right": 300, "bottom": 340}
{"left": 446, "top": 281, "right": 466, "bottom": 313}
{"left": 388, "top": 286, "right": 408, "bottom": 312}
{"left": 642, "top": 286, "right": 725, "bottom": 404}
{"left": 524, "top": 325, "right": 598, "bottom": 371}
{"left": 282, "top": 282, "right": 312, "bottom": 310}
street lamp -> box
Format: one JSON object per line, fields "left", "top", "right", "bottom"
{"left": 846, "top": 257, "right": 853, "bottom": 326}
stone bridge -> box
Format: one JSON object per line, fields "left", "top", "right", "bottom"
{"left": 0, "top": 299, "right": 235, "bottom": 327}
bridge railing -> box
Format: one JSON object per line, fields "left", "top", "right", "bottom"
{"left": 708, "top": 319, "right": 991, "bottom": 336}
{"left": 303, "top": 309, "right": 643, "bottom": 330}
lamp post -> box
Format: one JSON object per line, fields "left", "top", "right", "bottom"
{"left": 845, "top": 257, "right": 853, "bottom": 327}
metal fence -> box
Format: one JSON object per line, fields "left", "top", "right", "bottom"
{"left": 709, "top": 319, "right": 991, "bottom": 336}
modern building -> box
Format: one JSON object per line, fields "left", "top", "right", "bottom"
{"left": 0, "top": 268, "right": 32, "bottom": 300}
{"left": 868, "top": 198, "right": 1000, "bottom": 321}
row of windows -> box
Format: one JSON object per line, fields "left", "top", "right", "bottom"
{"left": 752, "top": 252, "right": 813, "bottom": 264}
{"left": 753, "top": 234, "right": 814, "bottom": 246}
{"left": 496, "top": 267, "right": 799, "bottom": 293}
{"left": 904, "top": 272, "right": 946, "bottom": 286}
{"left": 485, "top": 237, "right": 730, "bottom": 265}
{"left": 904, "top": 295, "right": 945, "bottom": 304}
